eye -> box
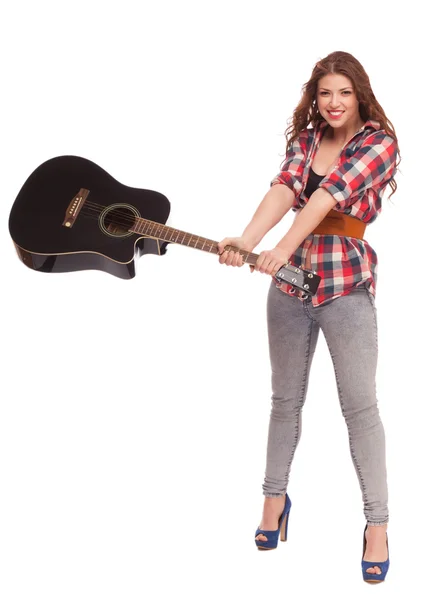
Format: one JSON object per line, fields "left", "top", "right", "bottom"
{"left": 319, "top": 90, "right": 352, "bottom": 96}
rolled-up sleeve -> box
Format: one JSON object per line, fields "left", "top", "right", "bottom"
{"left": 317, "top": 132, "right": 398, "bottom": 210}
{"left": 270, "top": 133, "right": 307, "bottom": 200}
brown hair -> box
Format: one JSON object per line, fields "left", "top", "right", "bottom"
{"left": 284, "top": 51, "right": 400, "bottom": 199}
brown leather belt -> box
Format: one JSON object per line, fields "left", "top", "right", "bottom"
{"left": 311, "top": 209, "right": 366, "bottom": 238}
{"left": 304, "top": 209, "right": 366, "bottom": 271}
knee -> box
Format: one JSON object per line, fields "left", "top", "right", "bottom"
{"left": 343, "top": 399, "right": 381, "bottom": 430}
{"left": 271, "top": 392, "right": 304, "bottom": 418}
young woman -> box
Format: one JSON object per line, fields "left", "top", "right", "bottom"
{"left": 217, "top": 50, "right": 400, "bottom": 584}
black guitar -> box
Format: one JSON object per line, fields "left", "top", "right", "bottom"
{"left": 8, "top": 155, "right": 321, "bottom": 296}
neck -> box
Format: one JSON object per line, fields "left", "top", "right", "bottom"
{"left": 327, "top": 119, "right": 365, "bottom": 145}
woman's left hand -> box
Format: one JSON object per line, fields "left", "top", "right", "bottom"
{"left": 251, "top": 246, "right": 291, "bottom": 275}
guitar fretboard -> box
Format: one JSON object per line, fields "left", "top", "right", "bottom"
{"left": 129, "top": 218, "right": 260, "bottom": 265}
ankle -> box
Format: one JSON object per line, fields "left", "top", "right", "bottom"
{"left": 264, "top": 494, "right": 285, "bottom": 502}
{"left": 366, "top": 524, "right": 388, "bottom": 533}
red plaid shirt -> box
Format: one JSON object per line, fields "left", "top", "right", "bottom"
{"left": 270, "top": 119, "right": 398, "bottom": 306}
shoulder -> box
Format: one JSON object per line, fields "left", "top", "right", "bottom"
{"left": 289, "top": 127, "right": 315, "bottom": 153}
{"left": 360, "top": 122, "right": 397, "bottom": 150}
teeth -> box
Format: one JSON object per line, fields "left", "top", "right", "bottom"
{"left": 329, "top": 111, "right": 343, "bottom": 115}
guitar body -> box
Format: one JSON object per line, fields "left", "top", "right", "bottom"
{"left": 9, "top": 155, "right": 322, "bottom": 296}
{"left": 9, "top": 155, "right": 171, "bottom": 278}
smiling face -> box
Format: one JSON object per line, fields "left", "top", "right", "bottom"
{"left": 317, "top": 73, "right": 363, "bottom": 132}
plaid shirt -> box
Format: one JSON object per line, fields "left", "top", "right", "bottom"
{"left": 270, "top": 119, "right": 398, "bottom": 306}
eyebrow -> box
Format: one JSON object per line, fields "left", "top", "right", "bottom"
{"left": 319, "top": 87, "right": 353, "bottom": 91}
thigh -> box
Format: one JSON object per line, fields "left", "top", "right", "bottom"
{"left": 317, "top": 288, "right": 378, "bottom": 407}
{"left": 267, "top": 282, "right": 320, "bottom": 395}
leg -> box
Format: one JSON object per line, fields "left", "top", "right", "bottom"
{"left": 313, "top": 287, "right": 388, "bottom": 573}
{"left": 257, "top": 282, "right": 319, "bottom": 542}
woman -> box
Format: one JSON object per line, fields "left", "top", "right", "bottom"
{"left": 217, "top": 50, "right": 400, "bottom": 584}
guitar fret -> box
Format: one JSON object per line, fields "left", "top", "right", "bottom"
{"left": 133, "top": 221, "right": 250, "bottom": 267}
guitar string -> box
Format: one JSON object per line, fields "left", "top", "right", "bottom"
{"left": 80, "top": 200, "right": 304, "bottom": 272}
{"left": 73, "top": 200, "right": 312, "bottom": 275}
{"left": 77, "top": 201, "right": 253, "bottom": 258}
{"left": 63, "top": 209, "right": 312, "bottom": 291}
{"left": 73, "top": 203, "right": 314, "bottom": 283}
{"left": 82, "top": 200, "right": 226, "bottom": 249}
{"left": 82, "top": 201, "right": 219, "bottom": 243}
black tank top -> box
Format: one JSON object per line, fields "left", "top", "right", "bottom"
{"left": 304, "top": 168, "right": 325, "bottom": 199}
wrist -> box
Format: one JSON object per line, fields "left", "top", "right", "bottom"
{"left": 276, "top": 243, "right": 293, "bottom": 258}
{"left": 241, "top": 233, "right": 261, "bottom": 250}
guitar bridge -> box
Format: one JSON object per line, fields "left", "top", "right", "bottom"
{"left": 62, "top": 188, "right": 89, "bottom": 228}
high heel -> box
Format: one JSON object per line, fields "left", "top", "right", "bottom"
{"left": 254, "top": 493, "right": 292, "bottom": 551}
{"left": 361, "top": 524, "right": 390, "bottom": 583}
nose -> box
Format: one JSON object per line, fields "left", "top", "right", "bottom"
{"left": 329, "top": 93, "right": 341, "bottom": 108}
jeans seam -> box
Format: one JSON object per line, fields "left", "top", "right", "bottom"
{"left": 304, "top": 299, "right": 317, "bottom": 322}
{"left": 365, "top": 290, "right": 378, "bottom": 350}
{"left": 320, "top": 327, "right": 370, "bottom": 508}
{"left": 282, "top": 318, "right": 315, "bottom": 487}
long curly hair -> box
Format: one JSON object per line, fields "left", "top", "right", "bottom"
{"left": 284, "top": 51, "right": 401, "bottom": 199}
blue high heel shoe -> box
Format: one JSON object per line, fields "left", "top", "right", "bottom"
{"left": 361, "top": 524, "right": 389, "bottom": 583}
{"left": 254, "top": 493, "right": 292, "bottom": 550}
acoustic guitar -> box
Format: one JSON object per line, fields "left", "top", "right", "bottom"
{"left": 8, "top": 155, "right": 321, "bottom": 296}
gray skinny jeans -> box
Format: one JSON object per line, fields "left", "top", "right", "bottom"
{"left": 262, "top": 280, "right": 388, "bottom": 526}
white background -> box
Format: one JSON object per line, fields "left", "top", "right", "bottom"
{"left": 1, "top": 1, "right": 439, "bottom": 597}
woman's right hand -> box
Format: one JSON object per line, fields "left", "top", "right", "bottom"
{"left": 217, "top": 237, "right": 255, "bottom": 270}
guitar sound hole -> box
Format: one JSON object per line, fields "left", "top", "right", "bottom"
{"left": 100, "top": 204, "right": 138, "bottom": 238}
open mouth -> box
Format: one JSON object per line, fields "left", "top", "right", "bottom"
{"left": 328, "top": 111, "right": 344, "bottom": 119}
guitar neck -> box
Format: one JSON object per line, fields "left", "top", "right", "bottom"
{"left": 129, "top": 217, "right": 260, "bottom": 265}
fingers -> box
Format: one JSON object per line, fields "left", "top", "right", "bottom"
{"left": 254, "top": 255, "right": 281, "bottom": 275}
{"left": 219, "top": 249, "right": 244, "bottom": 267}
{"left": 256, "top": 261, "right": 277, "bottom": 275}
{"left": 218, "top": 238, "right": 245, "bottom": 267}
{"left": 217, "top": 238, "right": 229, "bottom": 254}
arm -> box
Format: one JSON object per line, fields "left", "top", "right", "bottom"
{"left": 276, "top": 188, "right": 336, "bottom": 256}
{"left": 218, "top": 132, "right": 308, "bottom": 266}
{"left": 240, "top": 132, "right": 309, "bottom": 246}
{"left": 317, "top": 132, "right": 398, "bottom": 208}
{"left": 253, "top": 131, "right": 398, "bottom": 275}
{"left": 240, "top": 183, "right": 295, "bottom": 247}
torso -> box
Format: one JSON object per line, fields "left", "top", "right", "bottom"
{"left": 303, "top": 129, "right": 347, "bottom": 271}
{"left": 312, "top": 122, "right": 365, "bottom": 175}
{"left": 311, "top": 133, "right": 344, "bottom": 176}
